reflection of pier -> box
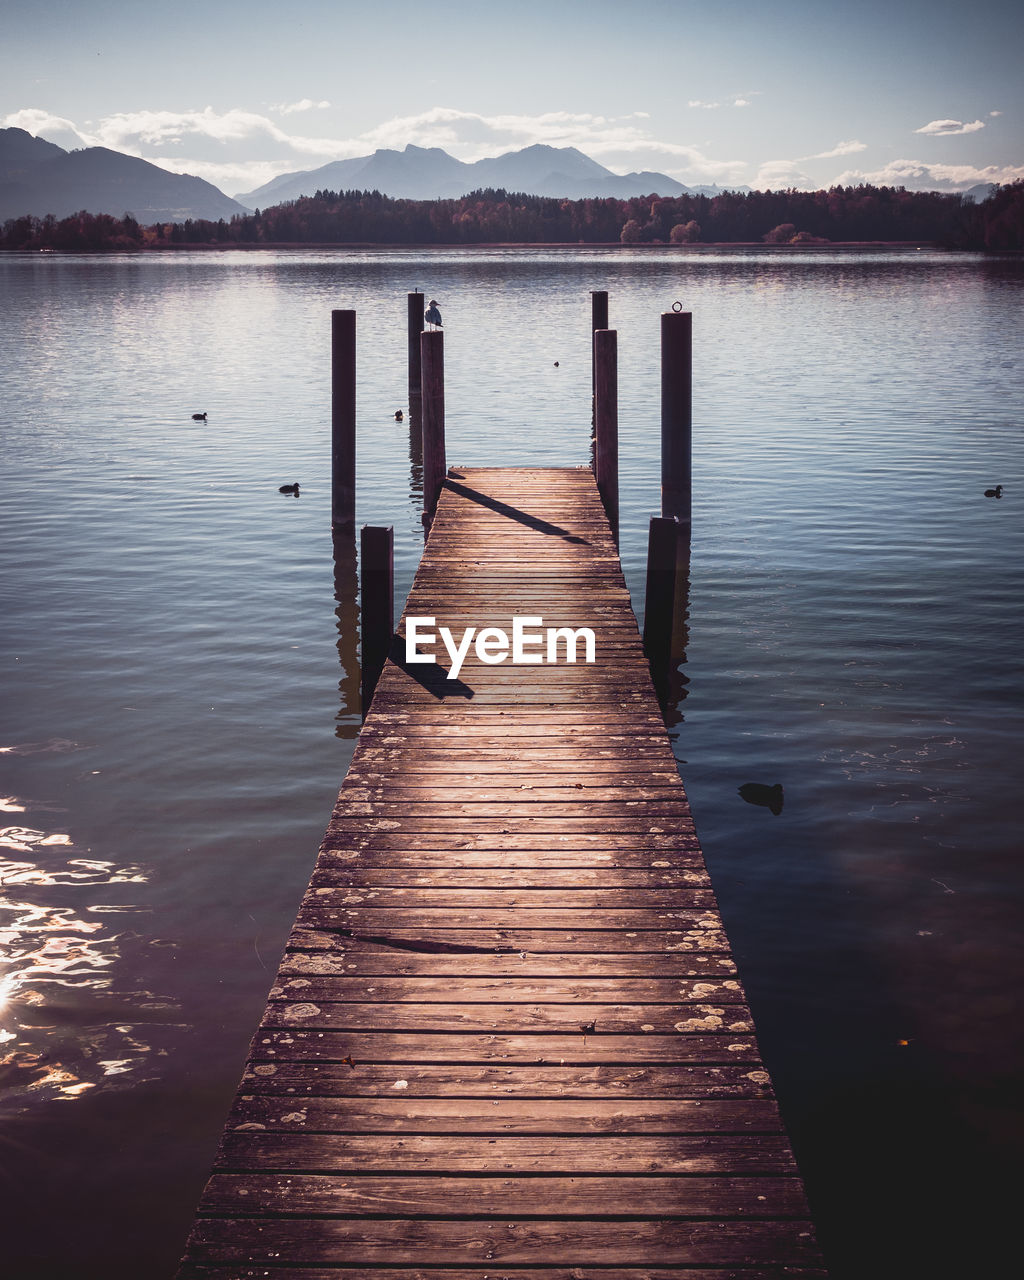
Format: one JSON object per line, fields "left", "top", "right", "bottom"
{"left": 177, "top": 465, "right": 824, "bottom": 1277}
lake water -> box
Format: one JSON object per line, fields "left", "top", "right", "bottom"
{"left": 1, "top": 246, "right": 1021, "bottom": 1278}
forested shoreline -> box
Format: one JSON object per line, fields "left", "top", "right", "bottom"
{"left": 2, "top": 180, "right": 1022, "bottom": 251}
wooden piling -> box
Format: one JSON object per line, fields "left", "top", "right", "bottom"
{"left": 331, "top": 309, "right": 356, "bottom": 533}
{"left": 359, "top": 525, "right": 394, "bottom": 718}
{"left": 591, "top": 290, "right": 609, "bottom": 428}
{"left": 591, "top": 289, "right": 609, "bottom": 342}
{"left": 661, "top": 309, "right": 692, "bottom": 526}
{"left": 407, "top": 292, "right": 424, "bottom": 414}
{"left": 421, "top": 328, "right": 446, "bottom": 519}
{"left": 593, "top": 327, "right": 619, "bottom": 539}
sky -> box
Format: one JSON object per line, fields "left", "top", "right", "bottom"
{"left": 2, "top": 0, "right": 1021, "bottom": 198}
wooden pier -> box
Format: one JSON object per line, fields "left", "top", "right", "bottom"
{"left": 178, "top": 466, "right": 825, "bottom": 1278}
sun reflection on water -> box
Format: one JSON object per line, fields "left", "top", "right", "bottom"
{"left": 0, "top": 805, "right": 177, "bottom": 1112}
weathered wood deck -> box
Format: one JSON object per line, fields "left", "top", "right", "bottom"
{"left": 178, "top": 466, "right": 825, "bottom": 1278}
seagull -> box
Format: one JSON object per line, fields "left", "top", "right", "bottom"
{"left": 192, "top": 411, "right": 207, "bottom": 421}
{"left": 278, "top": 482, "right": 300, "bottom": 495}
{"left": 424, "top": 299, "right": 442, "bottom": 329}
{"left": 984, "top": 485, "right": 1003, "bottom": 498}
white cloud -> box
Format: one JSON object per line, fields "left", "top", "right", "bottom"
{"left": 753, "top": 159, "right": 814, "bottom": 190}
{"left": 989, "top": 110, "right": 1003, "bottom": 117}
{"left": 752, "top": 141, "right": 867, "bottom": 189}
{"left": 809, "top": 140, "right": 867, "bottom": 160}
{"left": 146, "top": 156, "right": 289, "bottom": 195}
{"left": 915, "top": 118, "right": 985, "bottom": 136}
{"left": 834, "top": 158, "right": 1024, "bottom": 191}
{"left": 272, "top": 99, "right": 332, "bottom": 114}
{"left": 2, "top": 107, "right": 95, "bottom": 150}
{"left": 733, "top": 98, "right": 751, "bottom": 108}
{"left": 688, "top": 100, "right": 721, "bottom": 109}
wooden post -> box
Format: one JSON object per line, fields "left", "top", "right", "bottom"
{"left": 590, "top": 290, "right": 608, "bottom": 432}
{"left": 661, "top": 308, "right": 692, "bottom": 526}
{"left": 421, "top": 328, "right": 446, "bottom": 520}
{"left": 331, "top": 309, "right": 356, "bottom": 533}
{"left": 407, "top": 291, "right": 424, "bottom": 416}
{"left": 359, "top": 524, "right": 393, "bottom": 718}
{"left": 593, "top": 328, "right": 618, "bottom": 540}
{"left": 643, "top": 515, "right": 689, "bottom": 697}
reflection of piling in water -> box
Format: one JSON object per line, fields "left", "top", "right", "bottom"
{"left": 359, "top": 525, "right": 394, "bottom": 719}
{"left": 643, "top": 515, "right": 691, "bottom": 710}
{"left": 407, "top": 398, "right": 423, "bottom": 505}
{"left": 407, "top": 291, "right": 424, "bottom": 425}
{"left": 331, "top": 532, "right": 361, "bottom": 736}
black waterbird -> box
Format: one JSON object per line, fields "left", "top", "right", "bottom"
{"left": 738, "top": 782, "right": 784, "bottom": 815}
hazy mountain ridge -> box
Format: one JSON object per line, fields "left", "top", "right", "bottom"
{"left": 236, "top": 143, "right": 749, "bottom": 205}
{"left": 0, "top": 127, "right": 251, "bottom": 223}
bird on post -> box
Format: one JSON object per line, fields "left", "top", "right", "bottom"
{"left": 424, "top": 299, "right": 442, "bottom": 329}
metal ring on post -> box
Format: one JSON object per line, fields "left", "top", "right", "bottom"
{"left": 672, "top": 300, "right": 683, "bottom": 313}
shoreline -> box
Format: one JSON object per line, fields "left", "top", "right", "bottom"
{"left": 7, "top": 239, "right": 974, "bottom": 253}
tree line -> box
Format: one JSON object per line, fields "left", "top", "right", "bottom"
{"left": 2, "top": 182, "right": 1022, "bottom": 251}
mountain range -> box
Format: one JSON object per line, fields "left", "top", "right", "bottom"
{"left": 1, "top": 127, "right": 996, "bottom": 226}
{"left": 235, "top": 143, "right": 748, "bottom": 207}
{"left": 0, "top": 127, "right": 250, "bottom": 223}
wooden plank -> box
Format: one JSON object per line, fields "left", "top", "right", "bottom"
{"left": 281, "top": 946, "right": 739, "bottom": 978}
{"left": 288, "top": 926, "right": 732, "bottom": 953}
{"left": 179, "top": 1268, "right": 828, "bottom": 1280}
{"left": 214, "top": 1132, "right": 799, "bottom": 1174}
{"left": 199, "top": 1172, "right": 806, "bottom": 1215}
{"left": 302, "top": 887, "right": 718, "bottom": 909}
{"left": 307, "top": 867, "right": 713, "bottom": 887}
{"left": 239, "top": 1062, "right": 775, "bottom": 1098}
{"left": 182, "top": 1217, "right": 821, "bottom": 1266}
{"left": 249, "top": 1029, "right": 763, "bottom": 1064}
{"left": 319, "top": 830, "right": 702, "bottom": 848}
{"left": 224, "top": 1096, "right": 781, "bottom": 1134}
{"left": 294, "top": 908, "right": 718, "bottom": 930}
{"left": 259, "top": 1001, "right": 754, "bottom": 1035}
{"left": 268, "top": 976, "right": 746, "bottom": 1003}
